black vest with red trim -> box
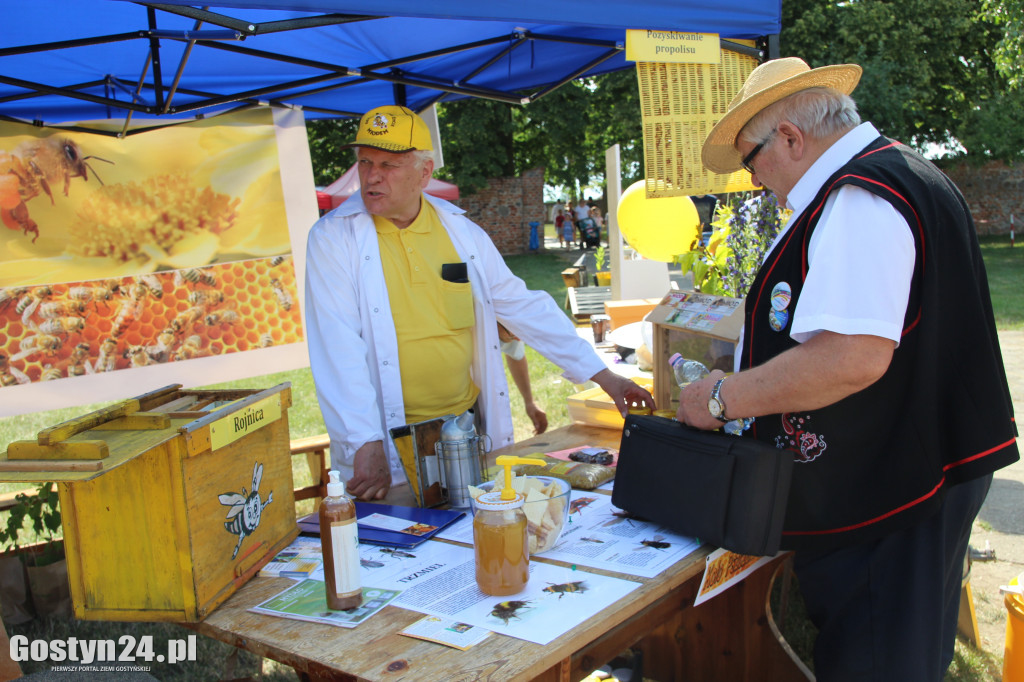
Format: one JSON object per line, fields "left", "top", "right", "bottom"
{"left": 741, "top": 136, "right": 1018, "bottom": 552}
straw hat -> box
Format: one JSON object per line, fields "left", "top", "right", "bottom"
{"left": 701, "top": 58, "right": 862, "bottom": 174}
{"left": 342, "top": 105, "right": 433, "bottom": 153}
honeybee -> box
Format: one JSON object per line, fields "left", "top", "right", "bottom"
{"left": 111, "top": 299, "right": 141, "bottom": 337}
{"left": 36, "top": 316, "right": 85, "bottom": 336}
{"left": 171, "top": 335, "right": 207, "bottom": 362}
{"left": 258, "top": 333, "right": 274, "bottom": 348}
{"left": 125, "top": 282, "right": 150, "bottom": 302}
{"left": 270, "top": 255, "right": 288, "bottom": 267}
{"left": 69, "top": 282, "right": 118, "bottom": 308}
{"left": 188, "top": 289, "right": 225, "bottom": 307}
{"left": 37, "top": 300, "right": 86, "bottom": 319}
{"left": 489, "top": 600, "right": 531, "bottom": 626}
{"left": 175, "top": 267, "right": 217, "bottom": 287}
{"left": 171, "top": 305, "right": 205, "bottom": 334}
{"left": 16, "top": 286, "right": 54, "bottom": 324}
{"left": 360, "top": 558, "right": 385, "bottom": 569}
{"left": 12, "top": 332, "right": 63, "bottom": 361}
{"left": 147, "top": 327, "right": 176, "bottom": 363}
{"left": 96, "top": 337, "right": 118, "bottom": 372}
{"left": 542, "top": 581, "right": 588, "bottom": 599}
{"left": 123, "top": 345, "right": 153, "bottom": 367}
{"left": 0, "top": 352, "right": 30, "bottom": 386}
{"left": 204, "top": 309, "right": 239, "bottom": 327}
{"left": 40, "top": 364, "right": 62, "bottom": 381}
{"left": 139, "top": 274, "right": 163, "bottom": 299}
{"left": 0, "top": 286, "right": 29, "bottom": 311}
{"left": 270, "top": 278, "right": 293, "bottom": 311}
{"left": 0, "top": 137, "right": 113, "bottom": 242}
{"left": 67, "top": 342, "right": 94, "bottom": 376}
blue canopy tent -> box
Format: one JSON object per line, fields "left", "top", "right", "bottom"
{"left": 0, "top": 0, "right": 780, "bottom": 130}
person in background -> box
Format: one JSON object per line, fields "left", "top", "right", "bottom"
{"left": 549, "top": 197, "right": 565, "bottom": 225}
{"left": 679, "top": 57, "right": 1018, "bottom": 680}
{"left": 589, "top": 206, "right": 605, "bottom": 244}
{"left": 573, "top": 198, "right": 591, "bottom": 248}
{"left": 498, "top": 322, "right": 547, "bottom": 435}
{"left": 559, "top": 209, "right": 573, "bottom": 250}
{"left": 305, "top": 105, "right": 652, "bottom": 504}
{"left": 555, "top": 209, "right": 566, "bottom": 249}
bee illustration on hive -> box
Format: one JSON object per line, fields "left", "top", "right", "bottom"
{"left": 489, "top": 600, "right": 532, "bottom": 625}
{"left": 219, "top": 461, "right": 274, "bottom": 559}
{"left": 0, "top": 137, "right": 112, "bottom": 243}
{"left": 637, "top": 535, "right": 671, "bottom": 550}
{"left": 542, "top": 581, "right": 588, "bottom": 599}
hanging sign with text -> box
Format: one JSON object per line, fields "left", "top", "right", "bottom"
{"left": 625, "top": 30, "right": 720, "bottom": 64}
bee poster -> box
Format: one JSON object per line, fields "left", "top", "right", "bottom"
{"left": 0, "top": 108, "right": 318, "bottom": 417}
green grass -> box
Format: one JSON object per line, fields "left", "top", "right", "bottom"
{"left": 979, "top": 234, "right": 1024, "bottom": 331}
{"left": 0, "top": 234, "right": 1017, "bottom": 679}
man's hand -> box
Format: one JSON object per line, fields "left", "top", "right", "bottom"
{"left": 524, "top": 401, "right": 548, "bottom": 435}
{"left": 591, "top": 369, "right": 655, "bottom": 416}
{"left": 676, "top": 369, "right": 727, "bottom": 430}
{"left": 346, "top": 440, "right": 391, "bottom": 500}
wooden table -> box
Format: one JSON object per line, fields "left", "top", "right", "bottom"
{"left": 186, "top": 425, "right": 810, "bottom": 681}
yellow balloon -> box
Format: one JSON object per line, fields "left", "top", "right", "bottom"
{"left": 616, "top": 181, "right": 699, "bottom": 262}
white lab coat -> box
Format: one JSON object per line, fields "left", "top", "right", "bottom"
{"left": 304, "top": 192, "right": 606, "bottom": 483}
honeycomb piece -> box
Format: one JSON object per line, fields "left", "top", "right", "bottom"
{"left": 0, "top": 255, "right": 302, "bottom": 385}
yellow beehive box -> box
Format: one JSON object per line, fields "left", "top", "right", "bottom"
{"left": 0, "top": 383, "right": 297, "bottom": 623}
{"left": 567, "top": 376, "right": 654, "bottom": 430}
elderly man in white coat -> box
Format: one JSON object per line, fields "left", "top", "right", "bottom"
{"left": 305, "top": 105, "right": 652, "bottom": 503}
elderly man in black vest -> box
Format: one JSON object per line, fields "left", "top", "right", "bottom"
{"left": 678, "top": 58, "right": 1018, "bottom": 680}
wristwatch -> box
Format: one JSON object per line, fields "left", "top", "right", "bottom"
{"left": 708, "top": 378, "right": 730, "bottom": 423}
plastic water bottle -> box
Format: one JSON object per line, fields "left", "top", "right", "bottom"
{"left": 669, "top": 353, "right": 709, "bottom": 386}
{"left": 669, "top": 353, "right": 752, "bottom": 435}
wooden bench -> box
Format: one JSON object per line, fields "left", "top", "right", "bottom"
{"left": 568, "top": 285, "right": 612, "bottom": 321}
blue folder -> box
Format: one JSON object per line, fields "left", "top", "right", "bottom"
{"left": 298, "top": 502, "right": 466, "bottom": 548}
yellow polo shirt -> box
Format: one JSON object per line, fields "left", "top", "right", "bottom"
{"left": 375, "top": 200, "right": 479, "bottom": 423}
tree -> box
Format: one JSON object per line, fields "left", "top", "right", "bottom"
{"left": 983, "top": 0, "right": 1024, "bottom": 89}
{"left": 306, "top": 118, "right": 360, "bottom": 186}
{"left": 780, "top": 0, "right": 1021, "bottom": 162}
{"left": 434, "top": 68, "right": 644, "bottom": 198}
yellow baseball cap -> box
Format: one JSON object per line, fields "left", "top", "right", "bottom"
{"left": 343, "top": 105, "right": 433, "bottom": 153}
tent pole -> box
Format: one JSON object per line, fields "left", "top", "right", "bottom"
{"left": 162, "top": 12, "right": 208, "bottom": 114}
{"left": 146, "top": 7, "right": 166, "bottom": 113}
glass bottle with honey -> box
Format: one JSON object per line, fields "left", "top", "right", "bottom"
{"left": 473, "top": 455, "right": 545, "bottom": 596}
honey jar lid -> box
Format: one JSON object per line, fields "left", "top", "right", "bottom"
{"left": 474, "top": 489, "right": 524, "bottom": 511}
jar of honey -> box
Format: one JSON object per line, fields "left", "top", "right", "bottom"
{"left": 473, "top": 454, "right": 545, "bottom": 596}
{"left": 473, "top": 492, "right": 528, "bottom": 596}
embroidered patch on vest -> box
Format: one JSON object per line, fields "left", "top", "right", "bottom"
{"left": 776, "top": 413, "right": 827, "bottom": 463}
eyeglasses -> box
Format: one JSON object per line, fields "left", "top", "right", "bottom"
{"left": 741, "top": 128, "right": 777, "bottom": 175}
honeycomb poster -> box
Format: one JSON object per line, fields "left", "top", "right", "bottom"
{"left": 0, "top": 108, "right": 316, "bottom": 417}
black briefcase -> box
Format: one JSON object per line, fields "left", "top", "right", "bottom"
{"left": 612, "top": 414, "right": 793, "bottom": 556}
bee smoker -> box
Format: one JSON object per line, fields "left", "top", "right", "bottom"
{"left": 435, "top": 410, "right": 489, "bottom": 508}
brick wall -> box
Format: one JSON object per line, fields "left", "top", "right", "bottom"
{"left": 941, "top": 160, "right": 1023, "bottom": 235}
{"left": 456, "top": 167, "right": 547, "bottom": 255}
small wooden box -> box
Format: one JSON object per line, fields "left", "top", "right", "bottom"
{"left": 567, "top": 377, "right": 654, "bottom": 430}
{"left": 649, "top": 291, "right": 745, "bottom": 409}
{"left": 603, "top": 297, "right": 662, "bottom": 331}
{"left": 0, "top": 384, "right": 297, "bottom": 622}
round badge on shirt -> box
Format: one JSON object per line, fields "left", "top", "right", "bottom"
{"left": 769, "top": 308, "right": 789, "bottom": 332}
{"left": 770, "top": 281, "right": 792, "bottom": 311}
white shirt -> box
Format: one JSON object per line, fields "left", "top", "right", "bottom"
{"left": 736, "top": 123, "right": 916, "bottom": 369}
{"left": 305, "top": 192, "right": 607, "bottom": 482}
{"left": 574, "top": 203, "right": 591, "bottom": 221}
